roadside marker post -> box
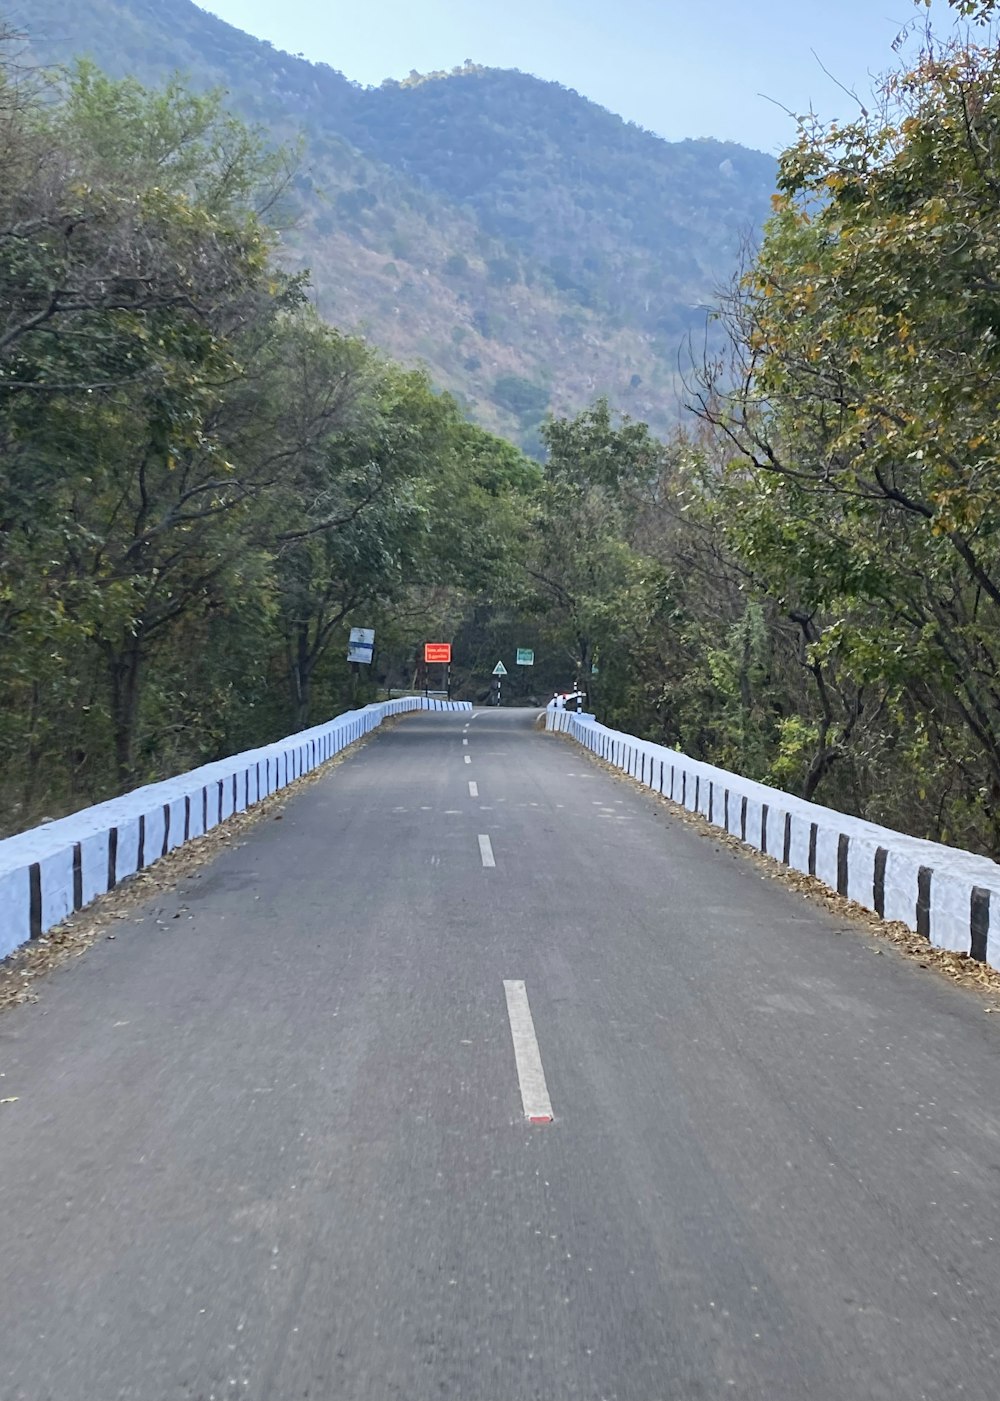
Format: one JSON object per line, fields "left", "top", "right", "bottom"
{"left": 492, "top": 659, "right": 507, "bottom": 707}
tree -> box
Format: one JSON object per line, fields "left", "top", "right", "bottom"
{"left": 519, "top": 401, "right": 670, "bottom": 701}
{"left": 690, "top": 37, "right": 1000, "bottom": 849}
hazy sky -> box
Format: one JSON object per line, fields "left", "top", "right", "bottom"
{"left": 198, "top": 0, "right": 967, "bottom": 153}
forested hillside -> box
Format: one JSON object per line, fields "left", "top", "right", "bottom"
{"left": 17, "top": 0, "right": 776, "bottom": 448}
{"left": 0, "top": 48, "right": 539, "bottom": 834}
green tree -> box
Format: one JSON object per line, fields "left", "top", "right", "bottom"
{"left": 692, "top": 37, "right": 1000, "bottom": 848}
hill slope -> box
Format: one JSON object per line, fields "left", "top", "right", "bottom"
{"left": 14, "top": 0, "right": 778, "bottom": 444}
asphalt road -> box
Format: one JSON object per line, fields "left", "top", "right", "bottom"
{"left": 2, "top": 709, "right": 1000, "bottom": 1400}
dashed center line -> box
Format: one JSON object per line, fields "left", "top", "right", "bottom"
{"left": 463, "top": 738, "right": 468, "bottom": 746}
{"left": 464, "top": 755, "right": 472, "bottom": 765}
{"left": 468, "top": 781, "right": 479, "bottom": 797}
{"left": 478, "top": 834, "right": 495, "bottom": 867}
{"left": 503, "top": 980, "right": 554, "bottom": 1125}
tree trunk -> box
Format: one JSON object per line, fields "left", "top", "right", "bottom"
{"left": 290, "top": 622, "right": 312, "bottom": 729}
{"left": 107, "top": 638, "right": 143, "bottom": 789}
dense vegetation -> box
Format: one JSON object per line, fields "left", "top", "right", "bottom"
{"left": 21, "top": 0, "right": 777, "bottom": 449}
{"left": 0, "top": 48, "right": 537, "bottom": 834}
{"left": 498, "top": 25, "right": 1000, "bottom": 857}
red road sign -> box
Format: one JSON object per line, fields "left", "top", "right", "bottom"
{"left": 424, "top": 642, "right": 452, "bottom": 664}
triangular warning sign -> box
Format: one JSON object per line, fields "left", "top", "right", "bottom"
{"left": 492, "top": 661, "right": 508, "bottom": 676}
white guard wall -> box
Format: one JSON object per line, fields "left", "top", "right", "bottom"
{"left": 546, "top": 707, "right": 1000, "bottom": 971}
{"left": 0, "top": 697, "right": 470, "bottom": 959}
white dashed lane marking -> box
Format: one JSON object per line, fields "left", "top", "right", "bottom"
{"left": 503, "top": 980, "right": 554, "bottom": 1125}
{"left": 478, "top": 834, "right": 496, "bottom": 868}
{"left": 468, "top": 781, "right": 479, "bottom": 797}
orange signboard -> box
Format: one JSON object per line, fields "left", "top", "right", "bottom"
{"left": 424, "top": 642, "right": 452, "bottom": 664}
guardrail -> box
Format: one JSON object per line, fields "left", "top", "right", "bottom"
{"left": 0, "top": 696, "right": 471, "bottom": 958}
{"left": 547, "top": 707, "right": 1000, "bottom": 969}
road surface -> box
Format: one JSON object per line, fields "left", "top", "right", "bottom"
{"left": 1, "top": 709, "right": 1000, "bottom": 1400}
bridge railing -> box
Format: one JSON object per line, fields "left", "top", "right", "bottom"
{"left": 547, "top": 706, "right": 1000, "bottom": 969}
{"left": 0, "top": 696, "right": 471, "bottom": 957}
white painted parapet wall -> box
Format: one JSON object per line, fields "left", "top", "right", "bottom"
{"left": 547, "top": 707, "right": 1000, "bottom": 970}
{"left": 0, "top": 697, "right": 470, "bottom": 959}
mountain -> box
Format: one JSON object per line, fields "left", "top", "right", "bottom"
{"left": 13, "top": 0, "right": 778, "bottom": 446}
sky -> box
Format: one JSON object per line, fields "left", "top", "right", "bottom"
{"left": 197, "top": 0, "right": 968, "bottom": 154}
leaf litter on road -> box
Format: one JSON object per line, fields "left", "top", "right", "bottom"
{"left": 549, "top": 729, "right": 1000, "bottom": 1010}
{"left": 0, "top": 718, "right": 407, "bottom": 1014}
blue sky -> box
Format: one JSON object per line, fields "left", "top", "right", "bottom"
{"left": 198, "top": 0, "right": 967, "bottom": 153}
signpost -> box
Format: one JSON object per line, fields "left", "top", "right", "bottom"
{"left": 346, "top": 627, "right": 375, "bottom": 704}
{"left": 347, "top": 627, "right": 375, "bottom": 664}
{"left": 492, "top": 659, "right": 507, "bottom": 707}
{"left": 423, "top": 642, "right": 452, "bottom": 698}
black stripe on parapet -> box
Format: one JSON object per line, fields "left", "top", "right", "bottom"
{"left": 724, "top": 789, "right": 730, "bottom": 831}
{"left": 202, "top": 786, "right": 208, "bottom": 832}
{"left": 217, "top": 780, "right": 224, "bottom": 825}
{"left": 917, "top": 866, "right": 932, "bottom": 939}
{"left": 72, "top": 843, "right": 83, "bottom": 909}
{"left": 761, "top": 803, "right": 769, "bottom": 854}
{"left": 670, "top": 765, "right": 676, "bottom": 800}
{"left": 837, "top": 833, "right": 850, "bottom": 896}
{"left": 107, "top": 827, "right": 118, "bottom": 890}
{"left": 808, "top": 823, "right": 818, "bottom": 876}
{"left": 740, "top": 796, "right": 748, "bottom": 842}
{"left": 971, "top": 886, "right": 990, "bottom": 963}
{"left": 640, "top": 753, "right": 645, "bottom": 785}
{"left": 184, "top": 795, "right": 191, "bottom": 842}
{"left": 29, "top": 863, "right": 42, "bottom": 939}
{"left": 783, "top": 813, "right": 792, "bottom": 865}
{"left": 245, "top": 769, "right": 250, "bottom": 809}
{"left": 873, "top": 847, "right": 888, "bottom": 917}
{"left": 660, "top": 760, "right": 665, "bottom": 794}
{"left": 162, "top": 803, "right": 170, "bottom": 857}
{"left": 681, "top": 771, "right": 687, "bottom": 806}
{"left": 231, "top": 773, "right": 237, "bottom": 812}
{"left": 694, "top": 776, "right": 700, "bottom": 812}
{"left": 137, "top": 814, "right": 145, "bottom": 870}
{"left": 708, "top": 782, "right": 714, "bottom": 824}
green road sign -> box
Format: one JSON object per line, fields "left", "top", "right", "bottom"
{"left": 492, "top": 661, "right": 508, "bottom": 676}
{"left": 516, "top": 648, "right": 534, "bottom": 666}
